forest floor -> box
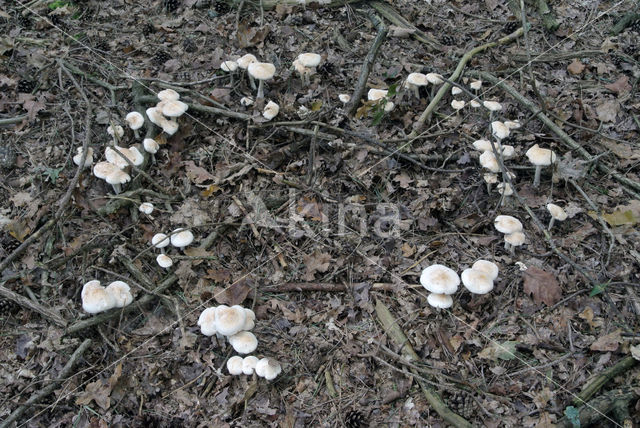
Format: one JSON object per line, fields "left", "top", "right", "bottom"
{"left": 1, "top": 0, "right": 640, "bottom": 426}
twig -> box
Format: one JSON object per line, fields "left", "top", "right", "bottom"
{"left": 65, "top": 274, "right": 177, "bottom": 335}
{"left": 369, "top": 1, "right": 442, "bottom": 51}
{"left": 0, "top": 282, "right": 67, "bottom": 327}
{"left": 409, "top": 27, "right": 524, "bottom": 136}
{"left": 0, "top": 339, "right": 91, "bottom": 428}
{"left": 375, "top": 299, "right": 472, "bottom": 427}
{"left": 610, "top": 12, "right": 640, "bottom": 35}
{"left": 572, "top": 356, "right": 637, "bottom": 406}
{"left": 558, "top": 386, "right": 637, "bottom": 427}
{"left": 472, "top": 71, "right": 640, "bottom": 197}
{"left": 345, "top": 10, "right": 387, "bottom": 116}
{"left": 0, "top": 115, "right": 28, "bottom": 126}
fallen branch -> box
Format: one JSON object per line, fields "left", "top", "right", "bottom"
{"left": 558, "top": 386, "right": 638, "bottom": 428}
{"left": 375, "top": 299, "right": 472, "bottom": 428}
{"left": 409, "top": 27, "right": 524, "bottom": 136}
{"left": 572, "top": 356, "right": 637, "bottom": 406}
{"left": 65, "top": 274, "right": 177, "bottom": 335}
{"left": 610, "top": 12, "right": 640, "bottom": 35}
{"left": 369, "top": 1, "right": 442, "bottom": 51}
{"left": 472, "top": 71, "right": 640, "bottom": 197}
{"left": 346, "top": 9, "right": 387, "bottom": 116}
{"left": 0, "top": 115, "right": 28, "bottom": 126}
{"left": 0, "top": 281, "right": 67, "bottom": 327}
{"left": 0, "top": 339, "right": 91, "bottom": 428}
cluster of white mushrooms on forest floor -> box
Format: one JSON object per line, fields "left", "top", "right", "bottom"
{"left": 150, "top": 228, "right": 194, "bottom": 269}
{"left": 420, "top": 261, "right": 499, "bottom": 309}
{"left": 81, "top": 280, "right": 133, "bottom": 314}
{"left": 198, "top": 304, "right": 282, "bottom": 381}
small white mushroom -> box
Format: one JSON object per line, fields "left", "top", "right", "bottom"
{"left": 546, "top": 203, "right": 567, "bottom": 230}
{"left": 125, "top": 112, "right": 145, "bottom": 130}
{"left": 227, "top": 356, "right": 244, "bottom": 375}
{"left": 139, "top": 202, "right": 154, "bottom": 215}
{"left": 526, "top": 144, "right": 556, "bottom": 188}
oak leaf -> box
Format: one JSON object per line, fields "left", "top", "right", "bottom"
{"left": 522, "top": 266, "right": 562, "bottom": 306}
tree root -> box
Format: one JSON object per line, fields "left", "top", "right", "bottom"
{"left": 573, "top": 356, "right": 638, "bottom": 406}
{"left": 558, "top": 386, "right": 638, "bottom": 428}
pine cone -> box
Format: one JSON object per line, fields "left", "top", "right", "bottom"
{"left": 503, "top": 21, "right": 519, "bottom": 34}
{"left": 0, "top": 299, "right": 16, "bottom": 316}
{"left": 142, "top": 22, "right": 155, "bottom": 36}
{"left": 153, "top": 51, "right": 171, "bottom": 65}
{"left": 214, "top": 0, "right": 230, "bottom": 15}
{"left": 17, "top": 79, "right": 35, "bottom": 93}
{"left": 441, "top": 35, "right": 455, "bottom": 46}
{"left": 164, "top": 0, "right": 180, "bottom": 12}
{"left": 344, "top": 409, "right": 367, "bottom": 428}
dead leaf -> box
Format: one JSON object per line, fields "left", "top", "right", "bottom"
{"left": 297, "top": 197, "right": 327, "bottom": 222}
{"left": 478, "top": 340, "right": 518, "bottom": 361}
{"left": 236, "top": 24, "right": 270, "bottom": 48}
{"left": 76, "top": 379, "right": 112, "bottom": 410}
{"left": 595, "top": 99, "right": 619, "bottom": 123}
{"left": 183, "top": 160, "right": 215, "bottom": 184}
{"left": 590, "top": 329, "right": 622, "bottom": 352}
{"left": 567, "top": 59, "right": 585, "bottom": 75}
{"left": 604, "top": 75, "right": 631, "bottom": 95}
{"left": 598, "top": 137, "right": 640, "bottom": 160}
{"left": 303, "top": 251, "right": 331, "bottom": 281}
{"left": 590, "top": 209, "right": 637, "bottom": 226}
{"left": 522, "top": 266, "right": 562, "bottom": 306}
{"left": 183, "top": 247, "right": 213, "bottom": 266}
{"left": 213, "top": 279, "right": 251, "bottom": 306}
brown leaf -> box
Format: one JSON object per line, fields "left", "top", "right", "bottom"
{"left": 183, "top": 160, "right": 215, "bottom": 184}
{"left": 522, "top": 266, "right": 562, "bottom": 306}
{"left": 604, "top": 75, "right": 631, "bottom": 95}
{"left": 297, "top": 197, "right": 327, "bottom": 222}
{"left": 76, "top": 379, "right": 112, "bottom": 410}
{"left": 303, "top": 251, "right": 331, "bottom": 281}
{"left": 205, "top": 269, "right": 232, "bottom": 283}
{"left": 590, "top": 329, "right": 622, "bottom": 352}
{"left": 567, "top": 59, "right": 585, "bottom": 75}
{"left": 595, "top": 99, "right": 619, "bottom": 123}
{"left": 213, "top": 279, "right": 251, "bottom": 306}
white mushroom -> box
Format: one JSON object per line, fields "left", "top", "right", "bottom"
{"left": 227, "top": 356, "right": 244, "bottom": 375}
{"left": 125, "top": 112, "right": 145, "bottom": 130}
{"left": 526, "top": 144, "right": 556, "bottom": 187}
{"left": 228, "top": 331, "right": 258, "bottom": 354}
{"left": 81, "top": 280, "right": 116, "bottom": 314}
{"left": 247, "top": 62, "right": 276, "bottom": 99}
{"left": 547, "top": 203, "right": 567, "bottom": 229}
{"left": 170, "top": 228, "right": 194, "bottom": 248}
{"left": 105, "top": 281, "right": 133, "bottom": 308}
{"left": 197, "top": 307, "right": 217, "bottom": 336}
{"left": 73, "top": 147, "right": 94, "bottom": 168}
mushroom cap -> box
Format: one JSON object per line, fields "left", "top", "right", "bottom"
{"left": 338, "top": 94, "right": 351, "bottom": 103}
{"left": 547, "top": 203, "right": 567, "bottom": 221}
{"left": 161, "top": 100, "right": 188, "bottom": 117}
{"left": 237, "top": 53, "right": 257, "bottom": 69}
{"left": 504, "top": 120, "right": 521, "bottom": 129}
{"left": 497, "top": 182, "right": 513, "bottom": 196}
{"left": 105, "top": 280, "right": 133, "bottom": 308}
{"left": 406, "top": 72, "right": 429, "bottom": 87}
{"left": 484, "top": 173, "right": 498, "bottom": 184}
{"left": 221, "top": 60, "right": 238, "bottom": 72}
{"left": 151, "top": 233, "right": 170, "bottom": 248}
{"left": 479, "top": 151, "right": 500, "bottom": 173}
{"left": 227, "top": 356, "right": 244, "bottom": 375}
{"left": 367, "top": 88, "right": 388, "bottom": 101}
{"left": 73, "top": 147, "right": 94, "bottom": 168}
{"left": 483, "top": 101, "right": 503, "bottom": 111}
{"left": 81, "top": 280, "right": 116, "bottom": 314}
{"left": 146, "top": 107, "right": 164, "bottom": 126}
{"left": 505, "top": 231, "right": 526, "bottom": 246}
{"left": 470, "top": 79, "right": 482, "bottom": 90}
{"left": 105, "top": 146, "right": 144, "bottom": 168}
{"left": 384, "top": 101, "right": 395, "bottom": 112}
{"left": 472, "top": 139, "right": 494, "bottom": 152}
{"left": 451, "top": 86, "right": 463, "bottom": 95}
{"left": 297, "top": 52, "right": 322, "bottom": 68}
{"left": 160, "top": 119, "right": 179, "bottom": 136}
{"left": 93, "top": 161, "right": 120, "bottom": 180}
{"left": 501, "top": 145, "right": 515, "bottom": 159}
{"left": 461, "top": 269, "right": 494, "bottom": 294}
{"left": 157, "top": 88, "right": 180, "bottom": 101}
{"left": 243, "top": 308, "right": 256, "bottom": 331}
{"left": 197, "top": 307, "right": 217, "bottom": 336}
{"left": 107, "top": 125, "right": 124, "bottom": 139}
{"left": 125, "top": 112, "right": 145, "bottom": 130}
{"left": 472, "top": 260, "right": 499, "bottom": 280}
{"left": 105, "top": 168, "right": 131, "bottom": 186}
{"left": 420, "top": 264, "right": 460, "bottom": 294}
{"left": 247, "top": 62, "right": 276, "bottom": 80}
{"left": 262, "top": 101, "right": 280, "bottom": 120}
{"left": 494, "top": 215, "right": 523, "bottom": 234}
{"left": 469, "top": 99, "right": 482, "bottom": 108}
{"left": 143, "top": 138, "right": 159, "bottom": 154}
{"left": 526, "top": 144, "right": 556, "bottom": 166}
{"left": 228, "top": 331, "right": 258, "bottom": 354}
{"left": 242, "top": 356, "right": 259, "bottom": 375}
{"left": 427, "top": 293, "right": 453, "bottom": 309}
{"left": 425, "top": 73, "right": 444, "bottom": 84}
{"left": 255, "top": 357, "right": 282, "bottom": 380}
{"left": 139, "top": 202, "right": 154, "bottom": 215}
{"left": 156, "top": 254, "right": 173, "bottom": 268}
{"left": 451, "top": 99, "right": 466, "bottom": 110}
{"left": 215, "top": 305, "right": 247, "bottom": 336}
{"left": 240, "top": 96, "right": 254, "bottom": 107}
{"left": 491, "top": 121, "right": 510, "bottom": 140}
{"left": 170, "top": 228, "right": 194, "bottom": 248}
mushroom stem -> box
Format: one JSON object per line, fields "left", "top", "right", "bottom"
{"left": 256, "top": 80, "right": 265, "bottom": 99}
{"left": 548, "top": 217, "right": 555, "bottom": 230}
{"left": 111, "top": 183, "right": 121, "bottom": 194}
{"left": 411, "top": 86, "right": 419, "bottom": 99}
{"left": 533, "top": 165, "right": 542, "bottom": 187}
{"left": 248, "top": 74, "right": 256, "bottom": 90}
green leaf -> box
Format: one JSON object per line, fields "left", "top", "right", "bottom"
{"left": 589, "top": 282, "right": 608, "bottom": 297}
{"left": 371, "top": 108, "right": 385, "bottom": 126}
{"left": 44, "top": 167, "right": 64, "bottom": 184}
{"left": 48, "top": 1, "right": 70, "bottom": 9}
{"left": 564, "top": 406, "right": 580, "bottom": 427}
{"left": 478, "top": 341, "right": 518, "bottom": 361}
{"left": 387, "top": 83, "right": 398, "bottom": 97}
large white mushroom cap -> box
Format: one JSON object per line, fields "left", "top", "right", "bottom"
{"left": 526, "top": 144, "right": 556, "bottom": 166}
{"left": 151, "top": 233, "right": 170, "bottom": 248}
{"left": 505, "top": 231, "right": 526, "bottom": 247}
{"left": 227, "top": 356, "right": 244, "bottom": 375}
{"left": 451, "top": 100, "right": 466, "bottom": 110}
{"left": 105, "top": 281, "right": 133, "bottom": 308}
{"left": 461, "top": 269, "right": 494, "bottom": 294}
{"left": 198, "top": 307, "right": 218, "bottom": 336}
{"left": 237, "top": 53, "right": 257, "bottom": 69}
{"left": 406, "top": 72, "right": 429, "bottom": 87}
{"left": 427, "top": 293, "right": 453, "bottom": 309}
{"left": 157, "top": 88, "right": 180, "bottom": 102}
{"left": 479, "top": 151, "right": 500, "bottom": 173}
{"left": 494, "top": 215, "right": 523, "bottom": 234}
{"left": 425, "top": 73, "right": 444, "bottom": 84}
{"left": 547, "top": 203, "right": 567, "bottom": 221}
{"left": 156, "top": 254, "right": 173, "bottom": 268}
{"left": 255, "top": 358, "right": 282, "bottom": 380}
{"left": 81, "top": 280, "right": 116, "bottom": 314}
{"left": 242, "top": 308, "right": 256, "bottom": 331}
{"left": 248, "top": 62, "right": 276, "bottom": 81}
{"left": 139, "top": 202, "right": 154, "bottom": 215}
{"left": 472, "top": 260, "right": 499, "bottom": 281}
{"left": 297, "top": 53, "right": 322, "bottom": 68}
{"left": 73, "top": 147, "right": 94, "bottom": 168}
{"left": 262, "top": 101, "right": 280, "bottom": 121}
{"left": 420, "top": 264, "right": 460, "bottom": 295}
{"left": 105, "top": 146, "right": 144, "bottom": 169}
{"left": 125, "top": 112, "right": 145, "bottom": 130}
{"left": 170, "top": 228, "right": 194, "bottom": 248}
{"left": 221, "top": 60, "right": 238, "bottom": 72}
{"left": 483, "top": 101, "right": 503, "bottom": 111}
{"left": 143, "top": 138, "right": 159, "bottom": 154}
{"left": 161, "top": 100, "right": 188, "bottom": 117}
{"left": 107, "top": 125, "right": 124, "bottom": 139}
{"left": 93, "top": 161, "right": 120, "bottom": 180}
{"left": 491, "top": 121, "right": 510, "bottom": 140}
{"left": 228, "top": 331, "right": 258, "bottom": 354}
{"left": 105, "top": 168, "right": 131, "bottom": 187}
{"left": 215, "top": 305, "right": 247, "bottom": 336}
{"left": 367, "top": 88, "right": 388, "bottom": 101}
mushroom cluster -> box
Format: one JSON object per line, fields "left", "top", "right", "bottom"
{"left": 494, "top": 215, "right": 525, "bottom": 253}
{"left": 81, "top": 280, "right": 133, "bottom": 314}
{"left": 420, "top": 260, "right": 500, "bottom": 309}
{"left": 146, "top": 89, "right": 188, "bottom": 136}
{"left": 150, "top": 228, "right": 195, "bottom": 269}
{"left": 197, "top": 305, "right": 282, "bottom": 380}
